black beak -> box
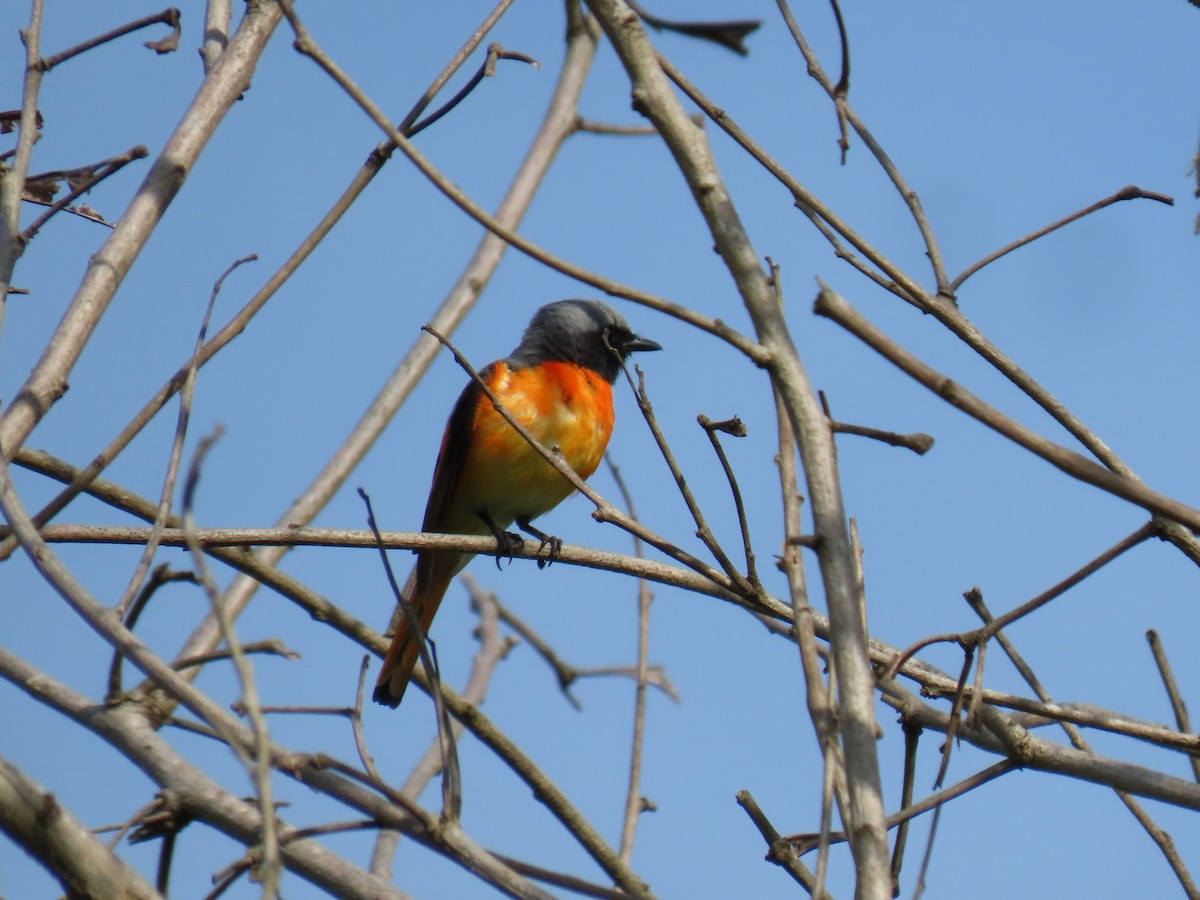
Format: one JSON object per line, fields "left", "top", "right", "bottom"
{"left": 622, "top": 334, "right": 662, "bottom": 355}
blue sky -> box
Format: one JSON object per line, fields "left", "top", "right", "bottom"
{"left": 3, "top": 2, "right": 1199, "bottom": 898}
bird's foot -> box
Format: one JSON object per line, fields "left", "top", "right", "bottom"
{"left": 493, "top": 530, "right": 524, "bottom": 568}
{"left": 479, "top": 510, "right": 524, "bottom": 568}
{"left": 535, "top": 535, "right": 563, "bottom": 569}
{"left": 517, "top": 518, "right": 563, "bottom": 569}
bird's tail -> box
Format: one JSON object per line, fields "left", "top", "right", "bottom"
{"left": 372, "top": 556, "right": 457, "bottom": 707}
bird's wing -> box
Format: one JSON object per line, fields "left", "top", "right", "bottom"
{"left": 421, "top": 362, "right": 497, "bottom": 533}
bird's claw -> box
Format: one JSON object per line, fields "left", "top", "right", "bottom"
{"left": 493, "top": 530, "right": 524, "bottom": 568}
{"left": 536, "top": 535, "right": 564, "bottom": 570}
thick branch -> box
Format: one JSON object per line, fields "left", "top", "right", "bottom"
{"left": 581, "top": 2, "right": 891, "bottom": 894}
{"left": 0, "top": 755, "right": 163, "bottom": 900}
{"left": 815, "top": 286, "right": 1200, "bottom": 531}
{"left": 0, "top": 2, "right": 283, "bottom": 458}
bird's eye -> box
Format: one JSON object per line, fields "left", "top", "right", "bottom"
{"left": 602, "top": 326, "right": 617, "bottom": 354}
{"left": 604, "top": 326, "right": 631, "bottom": 354}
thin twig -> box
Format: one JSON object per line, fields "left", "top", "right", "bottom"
{"left": 950, "top": 186, "right": 1175, "bottom": 292}
{"left": 788, "top": 760, "right": 1017, "bottom": 854}
{"left": 885, "top": 523, "right": 1158, "bottom": 682}
{"left": 107, "top": 564, "right": 197, "bottom": 699}
{"left": 626, "top": 0, "right": 762, "bottom": 55}
{"left": 395, "top": 0, "right": 519, "bottom": 135}
{"left": 815, "top": 286, "right": 1200, "bottom": 532}
{"left": 890, "top": 723, "right": 920, "bottom": 888}
{"left": 775, "top": 0, "right": 949, "bottom": 290}
{"left": 1146, "top": 630, "right": 1200, "bottom": 784}
{"left": 933, "top": 650, "right": 976, "bottom": 789}
{"left": 22, "top": 146, "right": 149, "bottom": 239}
{"left": 608, "top": 459, "right": 655, "bottom": 866}
{"left": 615, "top": 361, "right": 755, "bottom": 596}
{"left": 826, "top": 0, "right": 851, "bottom": 161}
{"left": 772, "top": 371, "right": 850, "bottom": 884}
{"left": 201, "top": 0, "right": 230, "bottom": 72}
{"left": 968, "top": 596, "right": 1200, "bottom": 897}
{"left": 407, "top": 43, "right": 540, "bottom": 138}
{"left": 697, "top": 414, "right": 758, "bottom": 584}
{"left": 490, "top": 595, "right": 583, "bottom": 709}
{"left": 820, "top": 391, "right": 934, "bottom": 455}
{"left": 351, "top": 656, "right": 384, "bottom": 786}
{"left": 358, "top": 489, "right": 462, "bottom": 821}
{"left": 238, "top": 703, "right": 351, "bottom": 716}
{"left": 828, "top": 0, "right": 850, "bottom": 96}
{"left": 277, "top": 0, "right": 767, "bottom": 364}
{"left": 37, "top": 7, "right": 181, "bottom": 71}
{"left": 180, "top": 427, "right": 282, "bottom": 898}
{"left": 569, "top": 664, "right": 680, "bottom": 702}
{"left": 370, "top": 576, "right": 522, "bottom": 880}
{"left": 173, "top": 639, "right": 299, "bottom": 672}
{"left": 736, "top": 790, "right": 821, "bottom": 894}
{"left": 115, "top": 254, "right": 256, "bottom": 619}
{"left": 815, "top": 741, "right": 837, "bottom": 897}
{"left": 908, "top": 653, "right": 987, "bottom": 899}
{"left": 206, "top": 821, "right": 382, "bottom": 900}
{"left": 0, "top": 0, "right": 46, "bottom": 342}
{"left": 575, "top": 117, "right": 663, "bottom": 136}
{"left": 487, "top": 852, "right": 628, "bottom": 899}
{"left": 487, "top": 574, "right": 680, "bottom": 708}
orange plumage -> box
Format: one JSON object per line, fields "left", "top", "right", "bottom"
{"left": 374, "top": 300, "right": 659, "bottom": 707}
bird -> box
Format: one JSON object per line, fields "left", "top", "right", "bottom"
{"left": 373, "top": 299, "right": 661, "bottom": 707}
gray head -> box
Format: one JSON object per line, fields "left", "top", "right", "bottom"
{"left": 509, "top": 299, "right": 661, "bottom": 383}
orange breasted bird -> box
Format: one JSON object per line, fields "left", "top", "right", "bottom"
{"left": 373, "top": 299, "right": 661, "bottom": 707}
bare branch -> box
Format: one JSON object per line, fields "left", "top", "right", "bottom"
{"left": 967, "top": 596, "right": 1200, "bottom": 897}
{"left": 21, "top": 145, "right": 149, "bottom": 241}
{"left": 1146, "top": 630, "right": 1200, "bottom": 784}
{"left": 115, "top": 254, "right": 256, "bottom": 620}
{"left": 788, "top": 760, "right": 1018, "bottom": 855}
{"left": 0, "top": 0, "right": 46, "bottom": 339}
{"left": 276, "top": 1, "right": 767, "bottom": 363}
{"left": 407, "top": 43, "right": 540, "bottom": 138}
{"left": 180, "top": 427, "right": 283, "bottom": 897}
{"left": 606, "top": 459, "right": 656, "bottom": 865}
{"left": 108, "top": 564, "right": 198, "bottom": 699}
{"left": 579, "top": 9, "right": 892, "bottom": 886}
{"left": 201, "top": 0, "right": 230, "bottom": 73}
{"left": 776, "top": 0, "right": 948, "bottom": 288}
{"left": 0, "top": 755, "right": 163, "bottom": 900}
{"left": 820, "top": 390, "right": 934, "bottom": 455}
{"left": 359, "top": 487, "right": 462, "bottom": 822}
{"left": 736, "top": 789, "right": 821, "bottom": 894}
{"left": 951, "top": 186, "right": 1175, "bottom": 292}
{"left": 815, "top": 286, "right": 1200, "bottom": 532}
{"left": 627, "top": 0, "right": 762, "bottom": 55}
{"left": 697, "top": 414, "right": 759, "bottom": 583}
{"left": 37, "top": 8, "right": 181, "bottom": 71}
{"left": 0, "top": 2, "right": 284, "bottom": 457}
{"left": 613, "top": 360, "right": 754, "bottom": 595}
{"left": 371, "top": 578, "right": 513, "bottom": 877}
